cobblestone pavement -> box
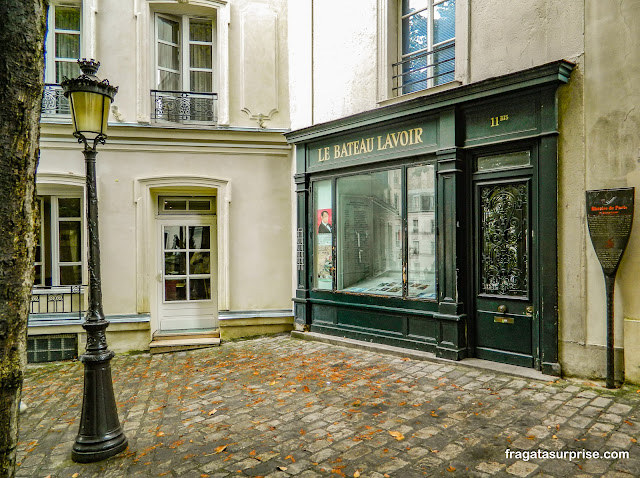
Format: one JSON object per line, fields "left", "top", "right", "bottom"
{"left": 15, "top": 335, "right": 640, "bottom": 477}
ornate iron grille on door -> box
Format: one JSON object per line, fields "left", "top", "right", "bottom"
{"left": 480, "top": 182, "right": 529, "bottom": 296}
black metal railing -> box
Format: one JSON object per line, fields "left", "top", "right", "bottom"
{"left": 30, "top": 285, "right": 85, "bottom": 319}
{"left": 41, "top": 83, "right": 71, "bottom": 115}
{"left": 392, "top": 41, "right": 455, "bottom": 95}
{"left": 151, "top": 90, "right": 217, "bottom": 124}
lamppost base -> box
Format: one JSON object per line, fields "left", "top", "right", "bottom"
{"left": 71, "top": 339, "right": 128, "bottom": 463}
{"left": 71, "top": 431, "right": 128, "bottom": 463}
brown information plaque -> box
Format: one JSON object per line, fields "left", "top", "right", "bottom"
{"left": 586, "top": 187, "right": 634, "bottom": 388}
{"left": 586, "top": 188, "right": 634, "bottom": 276}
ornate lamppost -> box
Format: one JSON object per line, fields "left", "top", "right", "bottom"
{"left": 61, "top": 59, "right": 128, "bottom": 463}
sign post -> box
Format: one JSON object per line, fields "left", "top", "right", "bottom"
{"left": 586, "top": 188, "right": 634, "bottom": 388}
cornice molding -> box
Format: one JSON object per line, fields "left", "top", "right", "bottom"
{"left": 285, "top": 60, "right": 575, "bottom": 144}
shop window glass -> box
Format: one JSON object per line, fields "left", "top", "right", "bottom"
{"left": 407, "top": 164, "right": 436, "bottom": 298}
{"left": 313, "top": 180, "right": 333, "bottom": 290}
{"left": 337, "top": 169, "right": 403, "bottom": 296}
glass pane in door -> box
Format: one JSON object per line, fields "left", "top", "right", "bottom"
{"left": 164, "top": 226, "right": 185, "bottom": 249}
{"left": 189, "top": 226, "right": 210, "bottom": 249}
{"left": 165, "top": 279, "right": 187, "bottom": 301}
{"left": 165, "top": 252, "right": 186, "bottom": 275}
{"left": 163, "top": 224, "right": 212, "bottom": 302}
{"left": 479, "top": 182, "right": 529, "bottom": 296}
{"left": 190, "top": 279, "right": 211, "bottom": 300}
{"left": 189, "top": 252, "right": 210, "bottom": 274}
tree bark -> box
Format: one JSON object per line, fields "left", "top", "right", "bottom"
{"left": 0, "top": 1, "right": 45, "bottom": 477}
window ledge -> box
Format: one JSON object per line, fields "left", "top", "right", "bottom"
{"left": 379, "top": 80, "right": 462, "bottom": 108}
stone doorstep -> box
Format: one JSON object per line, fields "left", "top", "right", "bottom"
{"left": 148, "top": 336, "right": 221, "bottom": 354}
{"left": 152, "top": 329, "right": 220, "bottom": 340}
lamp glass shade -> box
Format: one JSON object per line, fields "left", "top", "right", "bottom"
{"left": 69, "top": 91, "right": 112, "bottom": 139}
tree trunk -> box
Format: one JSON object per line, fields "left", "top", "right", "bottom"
{"left": 0, "top": 1, "right": 46, "bottom": 477}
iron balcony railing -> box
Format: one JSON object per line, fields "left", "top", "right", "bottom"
{"left": 392, "top": 41, "right": 455, "bottom": 95}
{"left": 41, "top": 83, "right": 70, "bottom": 116}
{"left": 151, "top": 90, "right": 218, "bottom": 125}
{"left": 30, "top": 285, "right": 85, "bottom": 319}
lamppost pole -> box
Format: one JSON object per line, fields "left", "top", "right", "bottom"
{"left": 62, "top": 59, "right": 128, "bottom": 463}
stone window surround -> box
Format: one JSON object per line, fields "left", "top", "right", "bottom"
{"left": 135, "top": 0, "right": 230, "bottom": 125}
{"left": 376, "top": 0, "right": 469, "bottom": 105}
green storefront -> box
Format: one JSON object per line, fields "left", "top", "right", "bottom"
{"left": 286, "top": 61, "right": 573, "bottom": 375}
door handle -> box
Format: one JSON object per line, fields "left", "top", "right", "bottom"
{"left": 526, "top": 306, "right": 533, "bottom": 316}
{"left": 497, "top": 304, "right": 507, "bottom": 313}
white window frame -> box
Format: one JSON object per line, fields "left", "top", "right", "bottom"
{"left": 397, "top": 0, "right": 455, "bottom": 93}
{"left": 377, "top": 0, "right": 468, "bottom": 103}
{"left": 45, "top": 2, "right": 82, "bottom": 84}
{"left": 35, "top": 194, "right": 85, "bottom": 287}
{"left": 153, "top": 13, "right": 216, "bottom": 93}
{"left": 139, "top": 1, "right": 229, "bottom": 124}
{"left": 34, "top": 198, "right": 46, "bottom": 286}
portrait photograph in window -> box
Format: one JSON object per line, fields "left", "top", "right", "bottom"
{"left": 314, "top": 180, "right": 333, "bottom": 290}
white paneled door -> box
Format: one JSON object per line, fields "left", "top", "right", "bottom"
{"left": 158, "top": 218, "right": 217, "bottom": 330}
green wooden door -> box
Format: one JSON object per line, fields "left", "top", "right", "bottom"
{"left": 473, "top": 176, "right": 536, "bottom": 367}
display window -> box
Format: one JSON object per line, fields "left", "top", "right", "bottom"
{"left": 312, "top": 163, "right": 437, "bottom": 300}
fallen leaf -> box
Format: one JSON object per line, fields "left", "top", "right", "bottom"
{"left": 200, "top": 475, "right": 210, "bottom": 478}
{"left": 354, "top": 471, "right": 361, "bottom": 477}
{"left": 624, "top": 420, "right": 633, "bottom": 426}
{"left": 277, "top": 466, "right": 288, "bottom": 471}
{"left": 208, "top": 409, "right": 217, "bottom": 416}
{"left": 631, "top": 438, "right": 637, "bottom": 443}
{"left": 389, "top": 431, "right": 405, "bottom": 441}
{"left": 214, "top": 445, "right": 228, "bottom": 454}
{"left": 552, "top": 435, "right": 558, "bottom": 439}
{"left": 447, "top": 466, "right": 456, "bottom": 472}
{"left": 72, "top": 474, "right": 79, "bottom": 478}
{"left": 156, "top": 431, "right": 165, "bottom": 437}
{"left": 285, "top": 455, "right": 295, "bottom": 462}
{"left": 303, "top": 386, "right": 311, "bottom": 393}
{"left": 526, "top": 435, "right": 535, "bottom": 440}
{"left": 249, "top": 450, "right": 256, "bottom": 456}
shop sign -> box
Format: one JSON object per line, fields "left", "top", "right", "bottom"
{"left": 307, "top": 118, "right": 438, "bottom": 170}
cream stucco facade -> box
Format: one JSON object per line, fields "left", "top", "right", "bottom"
{"left": 31, "top": 0, "right": 294, "bottom": 356}
{"left": 287, "top": 0, "right": 640, "bottom": 383}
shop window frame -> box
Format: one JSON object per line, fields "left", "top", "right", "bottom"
{"left": 308, "top": 158, "right": 438, "bottom": 303}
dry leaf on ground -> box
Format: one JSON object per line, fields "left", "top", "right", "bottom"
{"left": 214, "top": 444, "right": 228, "bottom": 453}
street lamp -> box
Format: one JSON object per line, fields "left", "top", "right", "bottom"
{"left": 61, "top": 59, "right": 128, "bottom": 463}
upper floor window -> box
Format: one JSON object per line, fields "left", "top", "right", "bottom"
{"left": 394, "top": 0, "right": 455, "bottom": 95}
{"left": 45, "top": 4, "right": 81, "bottom": 84}
{"left": 151, "top": 13, "right": 218, "bottom": 124}
{"left": 155, "top": 14, "right": 214, "bottom": 93}
{"left": 42, "top": 3, "right": 81, "bottom": 116}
